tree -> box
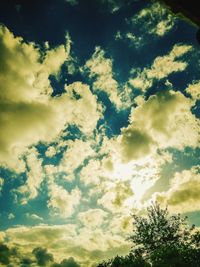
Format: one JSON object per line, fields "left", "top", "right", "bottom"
{"left": 96, "top": 203, "right": 200, "bottom": 267}
{"left": 129, "top": 202, "right": 200, "bottom": 267}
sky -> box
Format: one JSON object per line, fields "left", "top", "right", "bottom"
{"left": 0, "top": 0, "right": 200, "bottom": 266}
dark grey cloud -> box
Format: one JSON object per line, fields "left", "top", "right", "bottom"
{"left": 32, "top": 247, "right": 54, "bottom": 266}
{"left": 52, "top": 257, "right": 81, "bottom": 267}
{"left": 0, "top": 243, "right": 10, "bottom": 265}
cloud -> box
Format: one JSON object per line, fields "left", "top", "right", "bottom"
{"left": 0, "top": 243, "right": 11, "bottom": 265}
{"left": 84, "top": 47, "right": 122, "bottom": 109}
{"left": 153, "top": 166, "right": 200, "bottom": 214}
{"left": 0, "top": 177, "right": 4, "bottom": 193}
{"left": 15, "top": 147, "right": 43, "bottom": 204}
{"left": 45, "top": 146, "right": 57, "bottom": 158}
{"left": 130, "top": 2, "right": 175, "bottom": 37}
{"left": 8, "top": 213, "right": 15, "bottom": 220}
{"left": 63, "top": 82, "right": 103, "bottom": 134}
{"left": 54, "top": 257, "right": 81, "bottom": 267}
{"left": 48, "top": 183, "right": 81, "bottom": 218}
{"left": 0, "top": 26, "right": 103, "bottom": 171}
{"left": 0, "top": 224, "right": 130, "bottom": 266}
{"left": 128, "top": 44, "right": 192, "bottom": 91}
{"left": 186, "top": 81, "right": 200, "bottom": 101}
{"left": 60, "top": 139, "right": 95, "bottom": 180}
{"left": 32, "top": 247, "right": 54, "bottom": 266}
{"left": 110, "top": 214, "right": 133, "bottom": 235}
{"left": 79, "top": 156, "right": 114, "bottom": 186}
{"left": 0, "top": 243, "right": 20, "bottom": 266}
{"left": 118, "top": 90, "right": 200, "bottom": 163}
{"left": 20, "top": 257, "right": 34, "bottom": 266}
{"left": 26, "top": 213, "right": 43, "bottom": 221}
{"left": 97, "top": 180, "right": 134, "bottom": 213}
{"left": 78, "top": 209, "right": 107, "bottom": 228}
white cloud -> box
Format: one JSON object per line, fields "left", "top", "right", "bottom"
{"left": 45, "top": 146, "right": 57, "bottom": 158}
{"left": 48, "top": 183, "right": 81, "bottom": 218}
{"left": 186, "top": 81, "right": 200, "bottom": 101}
{"left": 78, "top": 209, "right": 108, "bottom": 228}
{"left": 16, "top": 147, "right": 44, "bottom": 204}
{"left": 128, "top": 44, "right": 192, "bottom": 91}
{"left": 84, "top": 47, "right": 123, "bottom": 109}
{"left": 152, "top": 166, "right": 200, "bottom": 213}
{"left": 130, "top": 2, "right": 175, "bottom": 37}
{"left": 0, "top": 223, "right": 131, "bottom": 266}
{"left": 97, "top": 180, "right": 134, "bottom": 213}
{"left": 60, "top": 139, "right": 95, "bottom": 180}
{"left": 63, "top": 82, "right": 104, "bottom": 134}
{"left": 0, "top": 26, "right": 103, "bottom": 171}
{"left": 8, "top": 213, "right": 15, "bottom": 220}
{"left": 118, "top": 90, "right": 200, "bottom": 163}
{"left": 0, "top": 177, "right": 4, "bottom": 193}
{"left": 26, "top": 213, "right": 43, "bottom": 221}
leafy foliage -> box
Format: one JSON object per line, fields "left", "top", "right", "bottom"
{"left": 96, "top": 203, "right": 200, "bottom": 267}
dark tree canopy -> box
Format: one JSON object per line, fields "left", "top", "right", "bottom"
{"left": 96, "top": 203, "right": 200, "bottom": 267}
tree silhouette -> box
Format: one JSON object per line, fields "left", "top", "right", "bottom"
{"left": 129, "top": 202, "right": 194, "bottom": 252}
{"left": 97, "top": 203, "right": 200, "bottom": 267}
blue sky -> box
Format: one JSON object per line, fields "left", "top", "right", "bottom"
{"left": 0, "top": 0, "right": 200, "bottom": 266}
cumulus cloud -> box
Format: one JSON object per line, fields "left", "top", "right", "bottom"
{"left": 48, "top": 183, "right": 81, "bottom": 218}
{"left": 186, "top": 81, "right": 200, "bottom": 101}
{"left": 0, "top": 243, "right": 11, "bottom": 265}
{"left": 0, "top": 26, "right": 103, "bottom": 171}
{"left": 45, "top": 146, "right": 57, "bottom": 158}
{"left": 0, "top": 243, "right": 19, "bottom": 266}
{"left": 153, "top": 166, "right": 200, "bottom": 214}
{"left": 84, "top": 47, "right": 122, "bottom": 109}
{"left": 78, "top": 209, "right": 107, "bottom": 228}
{"left": 60, "top": 139, "right": 95, "bottom": 180}
{"left": 79, "top": 156, "right": 114, "bottom": 186}
{"left": 130, "top": 2, "right": 175, "bottom": 37}
{"left": 53, "top": 257, "right": 81, "bottom": 267}
{"left": 110, "top": 214, "right": 133, "bottom": 235}
{"left": 63, "top": 82, "right": 103, "bottom": 134}
{"left": 0, "top": 224, "right": 130, "bottom": 267}
{"left": 128, "top": 44, "right": 192, "bottom": 91}
{"left": 32, "top": 247, "right": 54, "bottom": 266}
{"left": 97, "top": 180, "right": 134, "bottom": 213}
{"left": 118, "top": 90, "right": 200, "bottom": 162}
{"left": 15, "top": 147, "right": 43, "bottom": 204}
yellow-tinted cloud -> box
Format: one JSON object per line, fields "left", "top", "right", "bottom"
{"left": 0, "top": 26, "right": 103, "bottom": 171}
{"left": 119, "top": 90, "right": 200, "bottom": 163}
{"left": 186, "top": 81, "right": 200, "bottom": 101}
{"left": 26, "top": 213, "right": 43, "bottom": 221}
{"left": 84, "top": 47, "right": 122, "bottom": 109}
{"left": 0, "top": 223, "right": 131, "bottom": 267}
{"left": 129, "top": 44, "right": 192, "bottom": 91}
{"left": 98, "top": 180, "right": 134, "bottom": 213}
{"left": 130, "top": 2, "right": 175, "bottom": 37}
{"left": 16, "top": 147, "right": 43, "bottom": 203}
{"left": 48, "top": 183, "right": 81, "bottom": 218}
{"left": 153, "top": 166, "right": 200, "bottom": 213}
{"left": 60, "top": 139, "right": 95, "bottom": 180}
{"left": 78, "top": 209, "right": 108, "bottom": 228}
